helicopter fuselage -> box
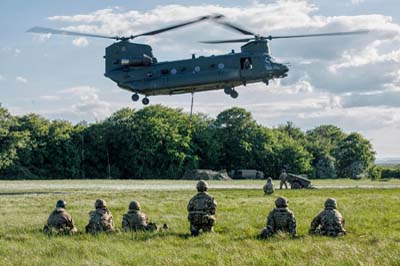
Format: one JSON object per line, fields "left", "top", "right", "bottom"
{"left": 104, "top": 40, "right": 289, "bottom": 97}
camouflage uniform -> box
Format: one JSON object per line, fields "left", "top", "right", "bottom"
{"left": 187, "top": 180, "right": 217, "bottom": 236}
{"left": 309, "top": 198, "right": 346, "bottom": 237}
{"left": 85, "top": 199, "right": 115, "bottom": 234}
{"left": 122, "top": 200, "right": 158, "bottom": 232}
{"left": 279, "top": 169, "right": 288, "bottom": 189}
{"left": 263, "top": 177, "right": 274, "bottom": 195}
{"left": 43, "top": 200, "right": 78, "bottom": 235}
{"left": 260, "top": 197, "right": 297, "bottom": 238}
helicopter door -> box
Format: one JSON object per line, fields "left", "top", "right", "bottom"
{"left": 240, "top": 57, "right": 252, "bottom": 79}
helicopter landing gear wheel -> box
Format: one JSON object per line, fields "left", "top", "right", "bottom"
{"left": 142, "top": 97, "right": 150, "bottom": 105}
{"left": 224, "top": 87, "right": 233, "bottom": 95}
{"left": 230, "top": 90, "right": 239, "bottom": 99}
{"left": 131, "top": 93, "right": 139, "bottom": 102}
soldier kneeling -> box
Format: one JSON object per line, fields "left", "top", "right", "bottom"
{"left": 85, "top": 199, "right": 115, "bottom": 234}
{"left": 263, "top": 177, "right": 274, "bottom": 195}
{"left": 43, "top": 200, "right": 78, "bottom": 235}
{"left": 122, "top": 200, "right": 165, "bottom": 232}
{"left": 309, "top": 198, "right": 346, "bottom": 237}
{"left": 187, "top": 180, "right": 217, "bottom": 236}
{"left": 259, "top": 196, "right": 297, "bottom": 239}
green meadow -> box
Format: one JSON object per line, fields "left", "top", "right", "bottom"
{"left": 1, "top": 179, "right": 400, "bottom": 266}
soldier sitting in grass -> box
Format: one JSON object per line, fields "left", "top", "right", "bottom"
{"left": 187, "top": 180, "right": 217, "bottom": 236}
{"left": 309, "top": 198, "right": 346, "bottom": 237}
{"left": 122, "top": 200, "right": 165, "bottom": 232}
{"left": 263, "top": 177, "right": 274, "bottom": 195}
{"left": 259, "top": 196, "right": 297, "bottom": 239}
{"left": 43, "top": 200, "right": 78, "bottom": 235}
{"left": 85, "top": 199, "right": 115, "bottom": 234}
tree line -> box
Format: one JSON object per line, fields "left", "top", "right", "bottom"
{"left": 0, "top": 103, "right": 378, "bottom": 179}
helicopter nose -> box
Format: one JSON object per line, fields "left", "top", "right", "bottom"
{"left": 281, "top": 64, "right": 289, "bottom": 73}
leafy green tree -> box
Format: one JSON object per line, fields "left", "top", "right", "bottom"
{"left": 306, "top": 125, "right": 346, "bottom": 178}
{"left": 0, "top": 105, "right": 28, "bottom": 174}
{"left": 271, "top": 129, "right": 313, "bottom": 177}
{"left": 214, "top": 107, "right": 260, "bottom": 171}
{"left": 43, "top": 120, "right": 82, "bottom": 178}
{"left": 334, "top": 132, "right": 375, "bottom": 178}
{"left": 9, "top": 114, "right": 51, "bottom": 178}
{"left": 131, "top": 105, "right": 193, "bottom": 178}
{"left": 278, "top": 121, "right": 306, "bottom": 143}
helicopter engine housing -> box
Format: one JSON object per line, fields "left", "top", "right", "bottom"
{"left": 105, "top": 42, "right": 156, "bottom": 78}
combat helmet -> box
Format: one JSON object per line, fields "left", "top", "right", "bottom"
{"left": 324, "top": 198, "right": 337, "bottom": 209}
{"left": 129, "top": 200, "right": 141, "bottom": 211}
{"left": 56, "top": 200, "right": 66, "bottom": 208}
{"left": 275, "top": 196, "right": 288, "bottom": 208}
{"left": 267, "top": 177, "right": 272, "bottom": 183}
{"left": 196, "top": 180, "right": 209, "bottom": 192}
{"left": 95, "top": 199, "right": 107, "bottom": 209}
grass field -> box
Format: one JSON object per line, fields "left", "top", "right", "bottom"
{"left": 1, "top": 179, "right": 400, "bottom": 266}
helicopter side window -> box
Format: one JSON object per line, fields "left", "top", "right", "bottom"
{"left": 160, "top": 69, "right": 169, "bottom": 75}
{"left": 240, "top": 57, "right": 252, "bottom": 70}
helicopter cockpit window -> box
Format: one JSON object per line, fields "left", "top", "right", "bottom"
{"left": 240, "top": 57, "right": 252, "bottom": 70}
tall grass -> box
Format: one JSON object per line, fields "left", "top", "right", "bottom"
{"left": 0, "top": 182, "right": 399, "bottom": 265}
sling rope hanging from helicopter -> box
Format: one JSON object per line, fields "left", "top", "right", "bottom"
{"left": 188, "top": 92, "right": 195, "bottom": 132}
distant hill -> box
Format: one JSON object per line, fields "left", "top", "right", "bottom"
{"left": 376, "top": 157, "right": 400, "bottom": 165}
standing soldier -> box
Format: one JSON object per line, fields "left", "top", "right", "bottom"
{"left": 43, "top": 200, "right": 78, "bottom": 235}
{"left": 279, "top": 169, "right": 288, "bottom": 189}
{"left": 187, "top": 180, "right": 217, "bottom": 236}
{"left": 263, "top": 177, "right": 274, "bottom": 195}
{"left": 85, "top": 199, "right": 115, "bottom": 234}
{"left": 122, "top": 200, "right": 160, "bottom": 232}
{"left": 259, "top": 196, "right": 297, "bottom": 238}
{"left": 309, "top": 198, "right": 346, "bottom": 237}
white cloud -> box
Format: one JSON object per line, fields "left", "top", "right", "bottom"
{"left": 39, "top": 95, "right": 60, "bottom": 101}
{"left": 0, "top": 74, "right": 4, "bottom": 81}
{"left": 14, "top": 49, "right": 21, "bottom": 56}
{"left": 72, "top": 37, "right": 89, "bottom": 47}
{"left": 59, "top": 86, "right": 112, "bottom": 120}
{"left": 32, "top": 33, "right": 52, "bottom": 43}
{"left": 351, "top": 0, "right": 364, "bottom": 4}
{"left": 16, "top": 76, "right": 28, "bottom": 83}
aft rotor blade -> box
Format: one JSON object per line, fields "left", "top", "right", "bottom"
{"left": 27, "top": 26, "right": 117, "bottom": 39}
{"left": 200, "top": 38, "right": 254, "bottom": 44}
{"left": 211, "top": 19, "right": 256, "bottom": 36}
{"left": 267, "top": 30, "right": 369, "bottom": 40}
{"left": 131, "top": 15, "right": 214, "bottom": 39}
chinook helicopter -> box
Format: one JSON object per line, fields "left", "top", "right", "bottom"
{"left": 28, "top": 15, "right": 367, "bottom": 105}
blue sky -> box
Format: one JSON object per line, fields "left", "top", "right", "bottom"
{"left": 1, "top": 0, "right": 400, "bottom": 158}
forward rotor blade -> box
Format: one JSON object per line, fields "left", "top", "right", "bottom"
{"left": 200, "top": 38, "right": 254, "bottom": 44}
{"left": 211, "top": 19, "right": 256, "bottom": 36}
{"left": 131, "top": 15, "right": 214, "bottom": 39}
{"left": 27, "top": 26, "right": 116, "bottom": 39}
{"left": 267, "top": 30, "right": 369, "bottom": 40}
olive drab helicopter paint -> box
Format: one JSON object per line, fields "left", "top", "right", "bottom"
{"left": 27, "top": 15, "right": 368, "bottom": 105}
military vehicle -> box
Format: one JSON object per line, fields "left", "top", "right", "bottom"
{"left": 287, "top": 173, "right": 313, "bottom": 189}
{"left": 182, "top": 169, "right": 231, "bottom": 180}
{"left": 27, "top": 15, "right": 367, "bottom": 105}
{"left": 231, "top": 169, "right": 264, "bottom": 179}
